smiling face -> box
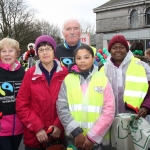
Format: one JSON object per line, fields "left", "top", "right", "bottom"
{"left": 62, "top": 19, "right": 81, "bottom": 46}
{"left": 0, "top": 46, "right": 18, "bottom": 67}
{"left": 75, "top": 49, "right": 94, "bottom": 71}
{"left": 110, "top": 43, "right": 128, "bottom": 65}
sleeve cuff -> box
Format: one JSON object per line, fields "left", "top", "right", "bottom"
{"left": 70, "top": 127, "right": 83, "bottom": 138}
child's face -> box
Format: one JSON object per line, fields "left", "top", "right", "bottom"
{"left": 75, "top": 49, "right": 94, "bottom": 71}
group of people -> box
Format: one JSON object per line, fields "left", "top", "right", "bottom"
{"left": 0, "top": 18, "right": 150, "bottom": 150}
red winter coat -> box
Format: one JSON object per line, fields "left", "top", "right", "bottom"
{"left": 16, "top": 60, "right": 68, "bottom": 148}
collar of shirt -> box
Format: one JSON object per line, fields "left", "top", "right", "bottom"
{"left": 39, "top": 60, "right": 57, "bottom": 84}
{"left": 64, "top": 40, "right": 81, "bottom": 49}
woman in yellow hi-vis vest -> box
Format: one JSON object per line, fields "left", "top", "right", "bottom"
{"left": 102, "top": 35, "right": 150, "bottom": 118}
{"left": 100, "top": 35, "right": 150, "bottom": 150}
{"left": 57, "top": 45, "right": 115, "bottom": 150}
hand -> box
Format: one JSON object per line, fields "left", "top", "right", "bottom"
{"left": 48, "top": 125, "right": 61, "bottom": 138}
{"left": 74, "top": 133, "right": 85, "bottom": 149}
{"left": 36, "top": 129, "right": 48, "bottom": 143}
{"left": 82, "top": 136, "right": 94, "bottom": 150}
{"left": 136, "top": 107, "right": 149, "bottom": 119}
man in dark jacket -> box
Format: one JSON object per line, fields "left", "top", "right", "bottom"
{"left": 56, "top": 18, "right": 97, "bottom": 68}
{"left": 56, "top": 18, "right": 82, "bottom": 68}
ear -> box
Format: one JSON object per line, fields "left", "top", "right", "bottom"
{"left": 52, "top": 50, "right": 55, "bottom": 59}
{"left": 79, "top": 29, "right": 82, "bottom": 37}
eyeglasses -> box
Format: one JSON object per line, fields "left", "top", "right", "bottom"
{"left": 38, "top": 47, "right": 53, "bottom": 53}
{"left": 1, "top": 49, "right": 16, "bottom": 54}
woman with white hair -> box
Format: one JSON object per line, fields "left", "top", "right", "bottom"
{"left": 0, "top": 37, "right": 25, "bottom": 150}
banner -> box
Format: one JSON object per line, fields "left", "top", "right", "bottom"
{"left": 111, "top": 114, "right": 150, "bottom": 150}
{"left": 80, "top": 34, "right": 90, "bottom": 45}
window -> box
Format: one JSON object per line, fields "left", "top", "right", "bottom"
{"left": 146, "top": 39, "right": 150, "bottom": 49}
{"left": 146, "top": 8, "right": 150, "bottom": 26}
{"left": 140, "top": 39, "right": 145, "bottom": 51}
{"left": 128, "top": 39, "right": 146, "bottom": 51}
{"left": 130, "top": 10, "right": 138, "bottom": 28}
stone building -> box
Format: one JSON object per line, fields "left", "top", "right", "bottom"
{"left": 93, "top": 0, "right": 150, "bottom": 51}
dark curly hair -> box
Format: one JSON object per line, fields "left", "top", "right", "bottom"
{"left": 130, "top": 42, "right": 144, "bottom": 51}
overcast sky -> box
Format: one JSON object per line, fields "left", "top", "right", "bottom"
{"left": 26, "top": 0, "right": 109, "bottom": 30}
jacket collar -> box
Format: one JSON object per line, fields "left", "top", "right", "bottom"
{"left": 63, "top": 40, "right": 81, "bottom": 49}
{"left": 32, "top": 59, "right": 63, "bottom": 80}
{"left": 0, "top": 60, "right": 21, "bottom": 71}
{"left": 68, "top": 63, "right": 98, "bottom": 79}
{"left": 106, "top": 50, "right": 133, "bottom": 68}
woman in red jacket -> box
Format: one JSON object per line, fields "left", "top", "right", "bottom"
{"left": 16, "top": 35, "right": 68, "bottom": 150}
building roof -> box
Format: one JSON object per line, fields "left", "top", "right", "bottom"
{"left": 93, "top": 0, "right": 150, "bottom": 12}
{"left": 100, "top": 0, "right": 136, "bottom": 8}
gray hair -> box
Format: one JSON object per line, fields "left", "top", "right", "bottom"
{"left": 62, "top": 18, "right": 82, "bottom": 31}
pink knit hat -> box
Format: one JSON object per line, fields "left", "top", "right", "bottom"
{"left": 35, "top": 35, "right": 56, "bottom": 55}
{"left": 108, "top": 35, "right": 129, "bottom": 52}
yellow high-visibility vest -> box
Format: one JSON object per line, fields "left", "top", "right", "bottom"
{"left": 124, "top": 57, "right": 148, "bottom": 113}
{"left": 64, "top": 71, "right": 110, "bottom": 143}
{"left": 100, "top": 56, "right": 148, "bottom": 113}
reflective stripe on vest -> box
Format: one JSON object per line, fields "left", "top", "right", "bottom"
{"left": 124, "top": 56, "right": 148, "bottom": 113}
{"left": 64, "top": 72, "right": 107, "bottom": 135}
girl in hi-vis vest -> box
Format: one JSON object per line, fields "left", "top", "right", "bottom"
{"left": 57, "top": 45, "right": 115, "bottom": 150}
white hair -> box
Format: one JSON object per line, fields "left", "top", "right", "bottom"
{"left": 27, "top": 43, "right": 35, "bottom": 50}
{"left": 62, "top": 18, "right": 82, "bottom": 31}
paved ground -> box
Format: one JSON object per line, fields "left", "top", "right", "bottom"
{"left": 19, "top": 138, "right": 25, "bottom": 150}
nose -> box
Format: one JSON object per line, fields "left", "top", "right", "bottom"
{"left": 5, "top": 51, "right": 10, "bottom": 55}
{"left": 80, "top": 58, "right": 85, "bottom": 63}
{"left": 70, "top": 28, "right": 75, "bottom": 34}
{"left": 115, "top": 47, "right": 122, "bottom": 52}
{"left": 43, "top": 49, "right": 47, "bottom": 54}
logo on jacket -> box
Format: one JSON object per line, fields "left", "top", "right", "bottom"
{"left": 94, "top": 86, "right": 103, "bottom": 94}
{"left": 60, "top": 57, "right": 74, "bottom": 67}
{"left": 0, "top": 82, "right": 13, "bottom": 96}
{"left": 135, "top": 60, "right": 142, "bottom": 66}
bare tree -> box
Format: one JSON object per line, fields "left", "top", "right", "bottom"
{"left": 80, "top": 19, "right": 95, "bottom": 35}
{"left": 0, "top": 0, "right": 63, "bottom": 54}
{"left": 36, "top": 19, "right": 61, "bottom": 44}
{"left": 0, "top": 0, "right": 41, "bottom": 53}
{"left": 0, "top": 0, "right": 34, "bottom": 37}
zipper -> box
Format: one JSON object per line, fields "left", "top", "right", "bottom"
{"left": 12, "top": 114, "right": 16, "bottom": 135}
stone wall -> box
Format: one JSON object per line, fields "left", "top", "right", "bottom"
{"left": 95, "top": 3, "right": 150, "bottom": 49}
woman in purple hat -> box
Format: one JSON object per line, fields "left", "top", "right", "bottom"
{"left": 16, "top": 35, "right": 68, "bottom": 150}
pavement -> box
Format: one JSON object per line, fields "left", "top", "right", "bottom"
{"left": 18, "top": 138, "right": 25, "bottom": 150}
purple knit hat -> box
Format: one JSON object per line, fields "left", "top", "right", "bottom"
{"left": 35, "top": 35, "right": 56, "bottom": 55}
{"left": 108, "top": 35, "right": 129, "bottom": 52}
